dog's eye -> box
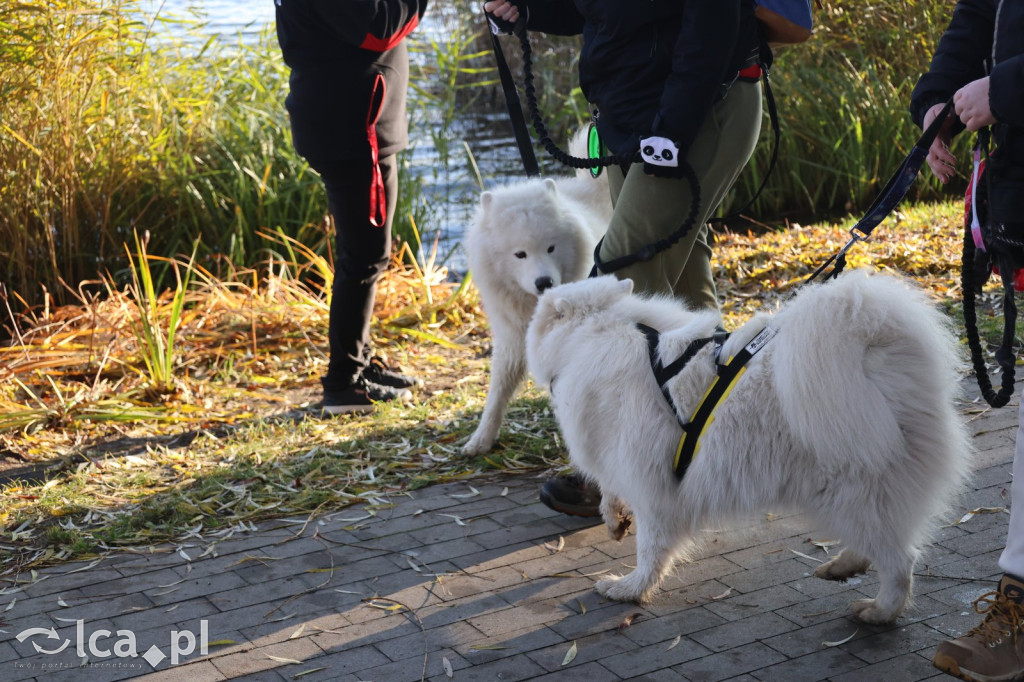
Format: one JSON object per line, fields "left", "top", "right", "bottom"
{"left": 515, "top": 251, "right": 526, "bottom": 259}
{"left": 547, "top": 245, "right": 555, "bottom": 253}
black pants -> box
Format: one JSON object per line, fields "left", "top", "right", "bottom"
{"left": 307, "top": 154, "right": 399, "bottom": 392}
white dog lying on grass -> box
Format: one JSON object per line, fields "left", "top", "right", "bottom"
{"left": 526, "top": 270, "right": 972, "bottom": 623}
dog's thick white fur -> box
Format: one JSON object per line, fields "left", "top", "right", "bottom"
{"left": 462, "top": 133, "right": 612, "bottom": 455}
{"left": 526, "top": 270, "right": 972, "bottom": 623}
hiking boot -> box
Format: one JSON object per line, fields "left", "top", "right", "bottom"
{"left": 539, "top": 473, "right": 602, "bottom": 517}
{"left": 932, "top": 573, "right": 1024, "bottom": 682}
{"left": 363, "top": 356, "right": 423, "bottom": 390}
{"left": 318, "top": 376, "right": 412, "bottom": 416}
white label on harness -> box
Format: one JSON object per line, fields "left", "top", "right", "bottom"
{"left": 745, "top": 326, "right": 777, "bottom": 356}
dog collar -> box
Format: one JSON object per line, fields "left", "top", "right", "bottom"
{"left": 638, "top": 323, "right": 777, "bottom": 480}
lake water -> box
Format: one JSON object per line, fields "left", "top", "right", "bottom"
{"left": 137, "top": 0, "right": 543, "bottom": 273}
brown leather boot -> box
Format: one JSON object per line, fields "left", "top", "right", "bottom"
{"left": 932, "top": 573, "right": 1024, "bottom": 682}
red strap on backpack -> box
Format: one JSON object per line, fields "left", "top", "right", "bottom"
{"left": 366, "top": 73, "right": 386, "bottom": 228}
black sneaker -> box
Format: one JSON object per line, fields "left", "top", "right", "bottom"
{"left": 363, "top": 356, "right": 423, "bottom": 390}
{"left": 539, "top": 473, "right": 602, "bottom": 517}
{"left": 318, "top": 376, "right": 412, "bottom": 416}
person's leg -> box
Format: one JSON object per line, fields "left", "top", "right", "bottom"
{"left": 931, "top": 396, "right": 1024, "bottom": 680}
{"left": 598, "top": 79, "right": 763, "bottom": 309}
{"left": 308, "top": 155, "right": 410, "bottom": 411}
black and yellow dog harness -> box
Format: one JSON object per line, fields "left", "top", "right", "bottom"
{"left": 637, "top": 323, "right": 777, "bottom": 480}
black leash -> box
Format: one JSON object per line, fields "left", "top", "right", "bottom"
{"left": 486, "top": 18, "right": 540, "bottom": 177}
{"left": 483, "top": 9, "right": 703, "bottom": 276}
{"left": 517, "top": 26, "right": 704, "bottom": 276}
{"left": 961, "top": 130, "right": 1017, "bottom": 408}
{"left": 804, "top": 99, "right": 956, "bottom": 285}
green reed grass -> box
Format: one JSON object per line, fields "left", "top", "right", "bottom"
{"left": 124, "top": 231, "right": 197, "bottom": 398}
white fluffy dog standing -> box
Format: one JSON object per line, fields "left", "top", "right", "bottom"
{"left": 526, "top": 270, "right": 972, "bottom": 623}
{"left": 462, "top": 135, "right": 612, "bottom": 456}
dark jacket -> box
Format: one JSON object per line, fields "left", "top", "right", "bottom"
{"left": 911, "top": 0, "right": 1024, "bottom": 223}
{"left": 275, "top": 0, "right": 429, "bottom": 160}
{"left": 519, "top": 0, "right": 760, "bottom": 156}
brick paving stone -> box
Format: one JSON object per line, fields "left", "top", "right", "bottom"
{"left": 752, "top": 646, "right": 865, "bottom": 682}
{"left": 760, "top": 617, "right": 867, "bottom": 659}
{"left": 717, "top": 558, "right": 823, "bottom": 594}
{"left": 548, "top": 600, "right": 657, "bottom": 641}
{"left": 703, "top": 584, "right": 807, "bottom": 622}
{"left": 526, "top": 629, "right": 641, "bottom": 672}
{"left": 208, "top": 637, "right": 321, "bottom": 678}
{"left": 830, "top": 651, "right": 941, "bottom": 682}
{"left": 689, "top": 612, "right": 800, "bottom": 654}
{"left": 527, "top": 660, "right": 623, "bottom": 682}
{"left": 456, "top": 623, "right": 566, "bottom": 665}
{"left": 843, "top": 621, "right": 947, "bottom": 664}
{"left": 599, "top": 636, "right": 712, "bottom": 678}
{"left": 673, "top": 641, "right": 787, "bottom": 682}
{"left": 618, "top": 606, "right": 726, "bottom": 647}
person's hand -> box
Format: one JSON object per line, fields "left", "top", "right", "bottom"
{"left": 954, "top": 76, "right": 996, "bottom": 132}
{"left": 923, "top": 103, "right": 956, "bottom": 184}
{"left": 640, "top": 135, "right": 686, "bottom": 178}
{"left": 483, "top": 0, "right": 523, "bottom": 34}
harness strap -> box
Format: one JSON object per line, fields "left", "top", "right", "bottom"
{"left": 637, "top": 323, "right": 716, "bottom": 408}
{"left": 674, "top": 325, "right": 776, "bottom": 478}
{"left": 637, "top": 322, "right": 777, "bottom": 481}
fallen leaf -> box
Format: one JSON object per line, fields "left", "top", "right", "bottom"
{"left": 666, "top": 635, "right": 681, "bottom": 651}
{"left": 288, "top": 624, "right": 306, "bottom": 639}
{"left": 790, "top": 549, "right": 824, "bottom": 564}
{"left": 822, "top": 629, "right": 858, "bottom": 647}
{"left": 711, "top": 588, "right": 733, "bottom": 601}
{"left": 443, "top": 655, "right": 454, "bottom": 678}
{"left": 267, "top": 654, "right": 303, "bottom": 664}
{"left": 561, "top": 641, "right": 578, "bottom": 666}
{"left": 292, "top": 668, "right": 327, "bottom": 679}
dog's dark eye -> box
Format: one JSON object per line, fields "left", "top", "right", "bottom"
{"left": 547, "top": 245, "right": 555, "bottom": 253}
{"left": 515, "top": 251, "right": 526, "bottom": 259}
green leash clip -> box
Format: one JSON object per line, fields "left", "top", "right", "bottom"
{"left": 587, "top": 123, "right": 604, "bottom": 178}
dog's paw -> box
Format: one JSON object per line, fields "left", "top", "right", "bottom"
{"left": 461, "top": 434, "right": 493, "bottom": 456}
{"left": 851, "top": 598, "right": 899, "bottom": 624}
{"left": 594, "top": 574, "right": 652, "bottom": 604}
{"left": 600, "top": 497, "right": 632, "bottom": 541}
{"left": 814, "top": 552, "right": 870, "bottom": 582}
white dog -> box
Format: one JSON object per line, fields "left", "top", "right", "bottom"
{"left": 462, "top": 136, "right": 612, "bottom": 456}
{"left": 526, "top": 270, "right": 972, "bottom": 623}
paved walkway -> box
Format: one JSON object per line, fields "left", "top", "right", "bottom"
{"left": 0, "top": 379, "right": 1016, "bottom": 682}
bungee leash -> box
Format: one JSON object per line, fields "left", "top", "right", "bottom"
{"left": 483, "top": 7, "right": 703, "bottom": 277}
{"left": 961, "top": 128, "right": 1017, "bottom": 409}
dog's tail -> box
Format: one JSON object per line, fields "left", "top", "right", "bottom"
{"left": 772, "top": 269, "right": 972, "bottom": 531}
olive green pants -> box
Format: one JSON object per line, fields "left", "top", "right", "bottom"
{"left": 598, "top": 80, "right": 763, "bottom": 311}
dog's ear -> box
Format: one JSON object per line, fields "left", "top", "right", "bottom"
{"left": 552, "top": 294, "right": 571, "bottom": 320}
{"left": 543, "top": 178, "right": 558, "bottom": 196}
{"left": 618, "top": 278, "right": 634, "bottom": 296}
{"left": 480, "top": 191, "right": 493, "bottom": 213}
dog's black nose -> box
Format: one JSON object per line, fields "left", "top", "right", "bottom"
{"left": 535, "top": 276, "right": 554, "bottom": 293}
